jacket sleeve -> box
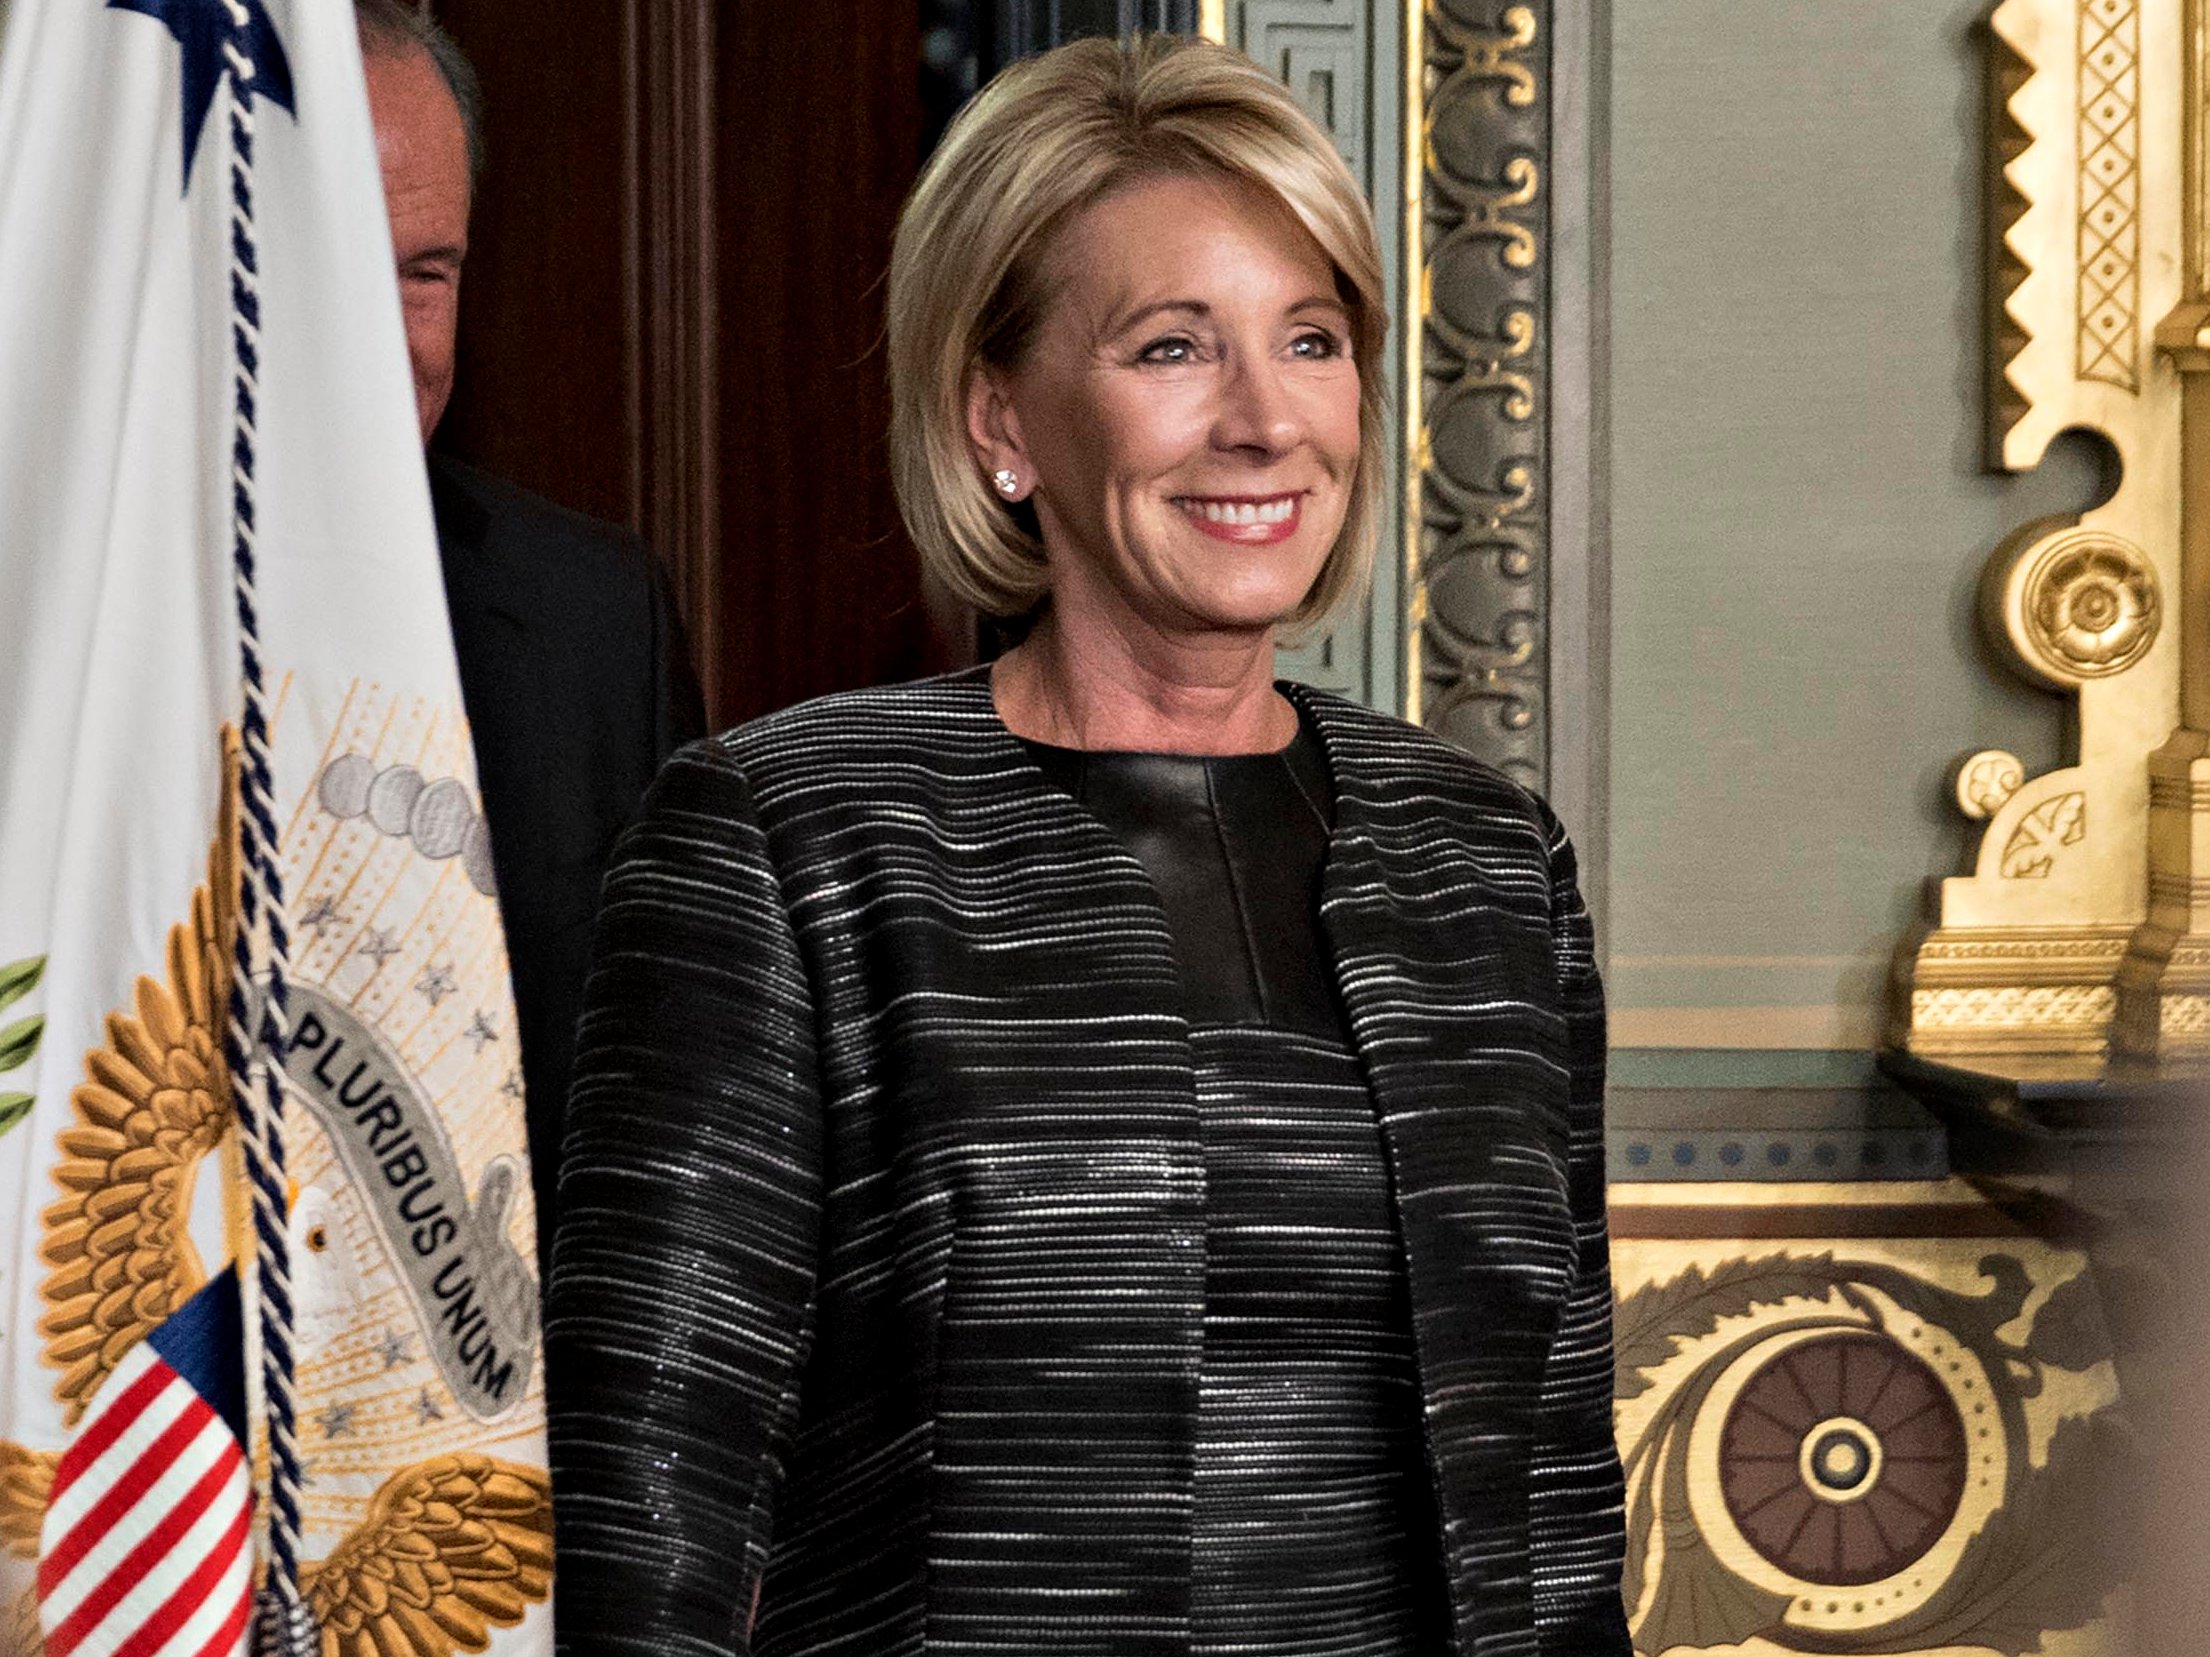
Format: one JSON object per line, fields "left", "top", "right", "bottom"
{"left": 547, "top": 740, "right": 822, "bottom": 1657}
{"left": 1527, "top": 802, "right": 1633, "bottom": 1654}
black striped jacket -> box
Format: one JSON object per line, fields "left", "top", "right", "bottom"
{"left": 546, "top": 670, "right": 1630, "bottom": 1657}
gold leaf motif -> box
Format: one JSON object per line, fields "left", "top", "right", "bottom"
{"left": 2000, "top": 791, "right": 2087, "bottom": 878}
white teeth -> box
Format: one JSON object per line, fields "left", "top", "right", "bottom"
{"left": 1186, "top": 497, "right": 1296, "bottom": 526}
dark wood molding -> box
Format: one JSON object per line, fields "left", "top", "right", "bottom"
{"left": 430, "top": 3, "right": 948, "bottom": 728}
{"left": 626, "top": 0, "right": 722, "bottom": 709}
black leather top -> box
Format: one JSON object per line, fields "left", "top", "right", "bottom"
{"left": 1020, "top": 721, "right": 1346, "bottom": 1039}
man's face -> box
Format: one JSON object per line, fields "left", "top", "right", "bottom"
{"left": 363, "top": 44, "right": 470, "bottom": 444}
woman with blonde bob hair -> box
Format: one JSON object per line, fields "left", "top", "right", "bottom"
{"left": 549, "top": 31, "right": 1629, "bottom": 1657}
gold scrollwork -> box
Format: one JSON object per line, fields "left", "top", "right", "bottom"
{"left": 1405, "top": 0, "right": 1548, "bottom": 776}
{"left": 1424, "top": 306, "right": 1536, "bottom": 422}
{"left": 1427, "top": 1, "right": 1537, "bottom": 106}
{"left": 1955, "top": 750, "right": 2026, "bottom": 820}
{"left": 1425, "top": 155, "right": 1541, "bottom": 271}
{"left": 1421, "top": 460, "right": 1537, "bottom": 579}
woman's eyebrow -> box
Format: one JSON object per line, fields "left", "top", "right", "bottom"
{"left": 1100, "top": 297, "right": 1209, "bottom": 336}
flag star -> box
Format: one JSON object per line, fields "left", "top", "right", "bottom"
{"left": 357, "top": 927, "right": 401, "bottom": 967}
{"left": 299, "top": 895, "right": 342, "bottom": 933}
{"left": 415, "top": 963, "right": 458, "bottom": 1007}
{"left": 378, "top": 1329, "right": 412, "bottom": 1370}
{"left": 501, "top": 1069, "right": 525, "bottom": 1101}
{"left": 417, "top": 1387, "right": 445, "bottom": 1425}
{"left": 465, "top": 1011, "right": 499, "bottom": 1052}
{"left": 107, "top": 0, "right": 297, "bottom": 190}
{"left": 317, "top": 1401, "right": 357, "bottom": 1440}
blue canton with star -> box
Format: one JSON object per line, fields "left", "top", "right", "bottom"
{"left": 109, "top": 0, "right": 297, "bottom": 191}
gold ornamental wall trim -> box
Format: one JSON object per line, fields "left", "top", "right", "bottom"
{"left": 1613, "top": 1237, "right": 2130, "bottom": 1657}
{"left": 2077, "top": 0, "right": 2144, "bottom": 389}
{"left": 1891, "top": 0, "right": 2188, "bottom": 1064}
{"left": 1402, "top": 1, "right": 1551, "bottom": 787}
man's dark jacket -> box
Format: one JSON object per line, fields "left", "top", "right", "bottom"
{"left": 430, "top": 452, "right": 704, "bottom": 1258}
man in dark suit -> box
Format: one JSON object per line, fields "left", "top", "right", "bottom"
{"left": 360, "top": 0, "right": 705, "bottom": 1260}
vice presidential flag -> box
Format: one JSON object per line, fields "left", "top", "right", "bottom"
{"left": 0, "top": 1, "right": 551, "bottom": 1652}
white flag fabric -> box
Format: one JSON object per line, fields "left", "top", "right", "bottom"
{"left": 0, "top": 2, "right": 550, "bottom": 1653}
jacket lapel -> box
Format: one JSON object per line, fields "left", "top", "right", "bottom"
{"left": 1292, "top": 687, "right": 1577, "bottom": 1656}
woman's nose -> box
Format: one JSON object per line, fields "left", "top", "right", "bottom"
{"left": 1211, "top": 355, "right": 1302, "bottom": 459}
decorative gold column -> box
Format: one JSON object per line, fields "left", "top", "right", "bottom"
{"left": 1892, "top": 0, "right": 2187, "bottom": 1064}
{"left": 2112, "top": 0, "right": 2210, "bottom": 1055}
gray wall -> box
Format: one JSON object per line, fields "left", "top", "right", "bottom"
{"left": 1605, "top": 0, "right": 2104, "bottom": 1053}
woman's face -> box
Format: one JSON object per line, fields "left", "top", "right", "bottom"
{"left": 972, "top": 171, "right": 1362, "bottom": 641}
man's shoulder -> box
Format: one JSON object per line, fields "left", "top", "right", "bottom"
{"left": 428, "top": 452, "right": 655, "bottom": 590}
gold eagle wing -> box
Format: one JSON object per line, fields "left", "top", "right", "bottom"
{"left": 1, "top": 1442, "right": 58, "bottom": 1657}
{"left": 0, "top": 1440, "right": 57, "bottom": 1559}
{"left": 302, "top": 1454, "right": 554, "bottom": 1657}
{"left": 38, "top": 747, "right": 238, "bottom": 1424}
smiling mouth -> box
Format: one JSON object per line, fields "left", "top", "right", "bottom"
{"left": 1174, "top": 493, "right": 1305, "bottom": 544}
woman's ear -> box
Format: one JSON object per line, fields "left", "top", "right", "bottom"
{"left": 965, "top": 365, "right": 1029, "bottom": 498}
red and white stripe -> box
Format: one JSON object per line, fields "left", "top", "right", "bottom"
{"left": 35, "top": 1343, "right": 254, "bottom": 1657}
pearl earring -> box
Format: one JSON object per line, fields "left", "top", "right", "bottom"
{"left": 992, "top": 469, "right": 1020, "bottom": 498}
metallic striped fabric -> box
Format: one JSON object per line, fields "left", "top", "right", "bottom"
{"left": 1184, "top": 1022, "right": 1447, "bottom": 1657}
{"left": 546, "top": 670, "right": 1630, "bottom": 1657}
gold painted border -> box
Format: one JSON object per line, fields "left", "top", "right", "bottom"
{"left": 1198, "top": 0, "right": 1226, "bottom": 42}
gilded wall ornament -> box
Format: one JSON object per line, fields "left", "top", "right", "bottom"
{"left": 1890, "top": 0, "right": 2185, "bottom": 1062}
{"left": 2076, "top": 0, "right": 2142, "bottom": 390}
{"left": 2000, "top": 791, "right": 2088, "bottom": 878}
{"left": 1955, "top": 750, "right": 2026, "bottom": 819}
{"left": 1406, "top": 0, "right": 1551, "bottom": 784}
{"left": 2013, "top": 530, "right": 2161, "bottom": 683}
{"left": 1615, "top": 1247, "right": 2129, "bottom": 1656}
{"left": 1716, "top": 1334, "right": 1968, "bottom": 1588}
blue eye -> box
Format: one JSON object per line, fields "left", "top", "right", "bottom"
{"left": 1138, "top": 336, "right": 1198, "bottom": 364}
{"left": 1291, "top": 330, "right": 1344, "bottom": 359}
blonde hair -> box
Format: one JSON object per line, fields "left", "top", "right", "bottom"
{"left": 887, "top": 33, "right": 1388, "bottom": 627}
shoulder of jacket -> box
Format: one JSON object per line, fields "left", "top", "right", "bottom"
{"left": 430, "top": 453, "right": 655, "bottom": 581}
{"left": 695, "top": 674, "right": 996, "bottom": 797}
{"left": 1290, "top": 685, "right": 1559, "bottom": 843}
